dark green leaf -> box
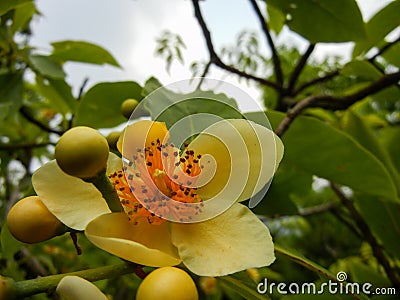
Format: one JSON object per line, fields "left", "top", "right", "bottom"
{"left": 51, "top": 40, "right": 120, "bottom": 67}
{"left": 0, "top": 72, "right": 23, "bottom": 121}
{"left": 347, "top": 260, "right": 390, "bottom": 287}
{"left": 29, "top": 55, "right": 65, "bottom": 79}
{"left": 74, "top": 81, "right": 142, "bottom": 129}
{"left": 379, "top": 127, "right": 400, "bottom": 174}
{"left": 266, "top": 111, "right": 398, "bottom": 200}
{"left": 35, "top": 77, "right": 76, "bottom": 115}
{"left": 0, "top": 0, "right": 31, "bottom": 16}
{"left": 353, "top": 1, "right": 400, "bottom": 57}
{"left": 266, "top": 0, "right": 366, "bottom": 42}
{"left": 219, "top": 276, "right": 271, "bottom": 300}
{"left": 382, "top": 42, "right": 400, "bottom": 68}
{"left": 341, "top": 110, "right": 400, "bottom": 193}
{"left": 356, "top": 195, "right": 400, "bottom": 260}
{"left": 252, "top": 160, "right": 307, "bottom": 216}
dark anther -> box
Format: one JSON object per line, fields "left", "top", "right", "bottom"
{"left": 147, "top": 162, "right": 153, "bottom": 166}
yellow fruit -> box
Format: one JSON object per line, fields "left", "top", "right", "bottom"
{"left": 136, "top": 267, "right": 198, "bottom": 300}
{"left": 121, "top": 99, "right": 139, "bottom": 119}
{"left": 7, "top": 196, "right": 65, "bottom": 244}
{"left": 55, "top": 126, "right": 109, "bottom": 179}
{"left": 106, "top": 131, "right": 120, "bottom": 149}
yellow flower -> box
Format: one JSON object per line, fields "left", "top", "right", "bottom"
{"left": 32, "top": 119, "right": 283, "bottom": 276}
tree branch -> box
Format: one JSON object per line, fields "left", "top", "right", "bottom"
{"left": 248, "top": 0, "right": 283, "bottom": 86}
{"left": 19, "top": 106, "right": 63, "bottom": 135}
{"left": 331, "top": 183, "right": 400, "bottom": 289}
{"left": 275, "top": 70, "right": 400, "bottom": 137}
{"left": 287, "top": 43, "right": 316, "bottom": 93}
{"left": 191, "top": 0, "right": 280, "bottom": 89}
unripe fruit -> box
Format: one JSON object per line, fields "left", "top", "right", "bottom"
{"left": 7, "top": 196, "right": 65, "bottom": 244}
{"left": 106, "top": 131, "right": 120, "bottom": 150}
{"left": 55, "top": 126, "right": 109, "bottom": 179}
{"left": 136, "top": 267, "right": 198, "bottom": 300}
{"left": 121, "top": 99, "right": 139, "bottom": 119}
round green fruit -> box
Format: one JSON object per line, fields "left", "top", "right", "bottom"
{"left": 121, "top": 99, "right": 139, "bottom": 119}
{"left": 7, "top": 196, "right": 65, "bottom": 244}
{"left": 136, "top": 267, "right": 198, "bottom": 300}
{"left": 55, "top": 126, "right": 109, "bottom": 179}
{"left": 106, "top": 131, "right": 121, "bottom": 149}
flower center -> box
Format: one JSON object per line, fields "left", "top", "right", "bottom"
{"left": 109, "top": 139, "right": 204, "bottom": 224}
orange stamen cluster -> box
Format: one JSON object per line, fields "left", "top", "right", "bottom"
{"left": 109, "top": 139, "right": 204, "bottom": 224}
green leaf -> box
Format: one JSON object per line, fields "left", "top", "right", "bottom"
{"left": 74, "top": 81, "right": 142, "bottom": 129}
{"left": 347, "top": 260, "right": 390, "bottom": 287}
{"left": 340, "top": 60, "right": 381, "bottom": 81}
{"left": 356, "top": 195, "right": 400, "bottom": 260}
{"left": 35, "top": 77, "right": 76, "bottom": 115}
{"left": 51, "top": 40, "right": 120, "bottom": 67}
{"left": 252, "top": 160, "right": 308, "bottom": 216}
{"left": 267, "top": 4, "right": 285, "bottom": 35}
{"left": 353, "top": 1, "right": 400, "bottom": 57}
{"left": 266, "top": 111, "right": 398, "bottom": 200}
{"left": 10, "top": 1, "right": 36, "bottom": 34}
{"left": 275, "top": 245, "right": 336, "bottom": 280}
{"left": 142, "top": 77, "right": 242, "bottom": 133}
{"left": 0, "top": 0, "right": 31, "bottom": 16}
{"left": 219, "top": 276, "right": 271, "bottom": 300}
{"left": 382, "top": 42, "right": 400, "bottom": 68}
{"left": 379, "top": 127, "right": 400, "bottom": 175}
{"left": 0, "top": 72, "right": 23, "bottom": 121}
{"left": 341, "top": 110, "right": 400, "bottom": 193}
{"left": 265, "top": 0, "right": 366, "bottom": 43}
{"left": 29, "top": 55, "right": 65, "bottom": 79}
{"left": 0, "top": 223, "right": 24, "bottom": 260}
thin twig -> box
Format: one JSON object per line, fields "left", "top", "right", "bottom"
{"left": 196, "top": 60, "right": 212, "bottom": 90}
{"left": 368, "top": 34, "right": 400, "bottom": 62}
{"left": 191, "top": 0, "right": 280, "bottom": 89}
{"left": 287, "top": 43, "right": 316, "bottom": 93}
{"left": 293, "top": 69, "right": 340, "bottom": 95}
{"left": 0, "top": 142, "right": 55, "bottom": 151}
{"left": 248, "top": 0, "right": 283, "bottom": 86}
{"left": 331, "top": 183, "right": 400, "bottom": 290}
{"left": 299, "top": 201, "right": 336, "bottom": 216}
{"left": 275, "top": 70, "right": 400, "bottom": 137}
{"left": 19, "top": 106, "right": 63, "bottom": 135}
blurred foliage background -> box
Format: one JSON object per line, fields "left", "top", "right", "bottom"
{"left": 1, "top": 0, "right": 400, "bottom": 299}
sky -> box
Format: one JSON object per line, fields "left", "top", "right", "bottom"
{"left": 30, "top": 0, "right": 394, "bottom": 111}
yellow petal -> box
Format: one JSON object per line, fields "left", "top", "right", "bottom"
{"left": 32, "top": 160, "right": 111, "bottom": 231}
{"left": 118, "top": 120, "right": 169, "bottom": 156}
{"left": 56, "top": 276, "right": 108, "bottom": 300}
{"left": 85, "top": 213, "right": 181, "bottom": 267}
{"left": 171, "top": 203, "right": 275, "bottom": 276}
{"left": 189, "top": 119, "right": 283, "bottom": 202}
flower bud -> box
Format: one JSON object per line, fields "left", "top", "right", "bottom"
{"left": 55, "top": 126, "right": 109, "bottom": 179}
{"left": 7, "top": 196, "right": 65, "bottom": 244}
{"left": 106, "top": 131, "right": 120, "bottom": 150}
